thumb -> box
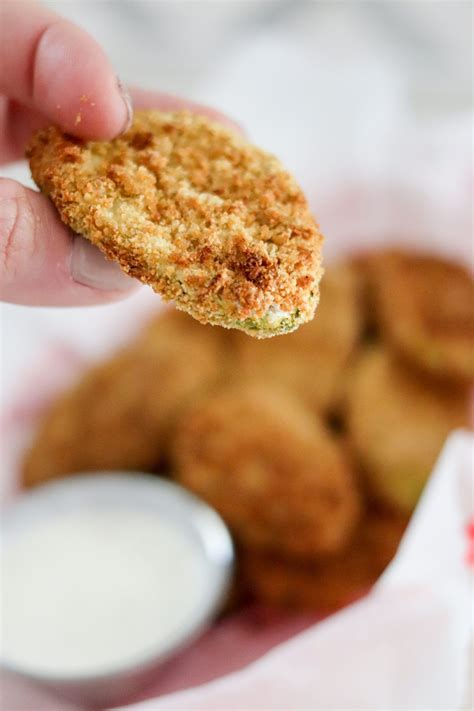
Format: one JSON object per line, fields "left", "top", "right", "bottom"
{"left": 0, "top": 179, "right": 139, "bottom": 306}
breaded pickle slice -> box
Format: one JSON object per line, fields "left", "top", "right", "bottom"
{"left": 28, "top": 110, "right": 324, "bottom": 337}
{"left": 231, "top": 262, "right": 362, "bottom": 413}
{"left": 172, "top": 384, "right": 361, "bottom": 559}
{"left": 345, "top": 346, "right": 470, "bottom": 513}
{"left": 363, "top": 250, "right": 474, "bottom": 381}
{"left": 22, "top": 311, "right": 223, "bottom": 488}
{"left": 241, "top": 509, "right": 408, "bottom": 611}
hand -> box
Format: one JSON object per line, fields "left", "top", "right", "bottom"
{"left": 0, "top": 1, "right": 235, "bottom": 306}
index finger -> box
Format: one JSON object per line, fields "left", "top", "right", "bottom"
{"left": 0, "top": 1, "right": 130, "bottom": 140}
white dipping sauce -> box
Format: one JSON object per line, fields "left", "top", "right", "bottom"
{"left": 1, "top": 509, "right": 207, "bottom": 676}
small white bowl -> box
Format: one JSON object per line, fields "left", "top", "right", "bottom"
{"left": 1, "top": 473, "right": 234, "bottom": 708}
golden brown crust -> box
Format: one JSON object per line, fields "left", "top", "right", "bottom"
{"left": 22, "top": 310, "right": 223, "bottom": 488}
{"left": 362, "top": 250, "right": 474, "bottom": 382}
{"left": 240, "top": 509, "right": 409, "bottom": 612}
{"left": 27, "top": 110, "right": 324, "bottom": 337}
{"left": 344, "top": 345, "right": 470, "bottom": 513}
{"left": 171, "top": 383, "right": 361, "bottom": 560}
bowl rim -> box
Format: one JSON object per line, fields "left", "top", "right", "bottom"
{"left": 1, "top": 472, "right": 234, "bottom": 686}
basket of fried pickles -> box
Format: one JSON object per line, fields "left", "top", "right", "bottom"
{"left": 22, "top": 249, "right": 473, "bottom": 614}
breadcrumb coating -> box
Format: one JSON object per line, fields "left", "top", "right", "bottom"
{"left": 22, "top": 310, "right": 223, "bottom": 488}
{"left": 240, "top": 509, "right": 408, "bottom": 611}
{"left": 27, "top": 110, "right": 324, "bottom": 337}
{"left": 171, "top": 384, "right": 361, "bottom": 560}
{"left": 230, "top": 262, "right": 362, "bottom": 413}
{"left": 362, "top": 250, "right": 474, "bottom": 382}
{"left": 345, "top": 346, "right": 470, "bottom": 513}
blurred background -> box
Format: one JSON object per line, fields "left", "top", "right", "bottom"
{"left": 0, "top": 0, "right": 472, "bottom": 405}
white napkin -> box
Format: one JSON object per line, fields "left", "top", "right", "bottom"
{"left": 116, "top": 431, "right": 473, "bottom": 711}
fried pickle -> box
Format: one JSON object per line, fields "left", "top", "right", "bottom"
{"left": 363, "top": 250, "right": 474, "bottom": 382}
{"left": 172, "top": 384, "right": 361, "bottom": 559}
{"left": 230, "top": 262, "right": 362, "bottom": 413}
{"left": 345, "top": 345, "right": 470, "bottom": 513}
{"left": 27, "top": 111, "right": 324, "bottom": 338}
{"left": 22, "top": 310, "right": 223, "bottom": 488}
{"left": 240, "top": 508, "right": 408, "bottom": 612}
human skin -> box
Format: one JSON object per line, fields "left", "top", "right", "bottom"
{"left": 0, "top": 1, "right": 236, "bottom": 306}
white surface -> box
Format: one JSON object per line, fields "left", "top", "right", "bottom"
{"left": 2, "top": 509, "right": 206, "bottom": 676}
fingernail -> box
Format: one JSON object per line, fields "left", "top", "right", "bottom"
{"left": 116, "top": 77, "right": 133, "bottom": 134}
{"left": 71, "top": 237, "right": 137, "bottom": 291}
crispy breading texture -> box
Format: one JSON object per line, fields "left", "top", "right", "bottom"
{"left": 22, "top": 310, "right": 223, "bottom": 488}
{"left": 230, "top": 262, "right": 363, "bottom": 413}
{"left": 362, "top": 250, "right": 474, "bottom": 382}
{"left": 345, "top": 345, "right": 470, "bottom": 513}
{"left": 27, "top": 110, "right": 324, "bottom": 337}
{"left": 171, "top": 384, "right": 361, "bottom": 560}
{"left": 240, "top": 509, "right": 408, "bottom": 611}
